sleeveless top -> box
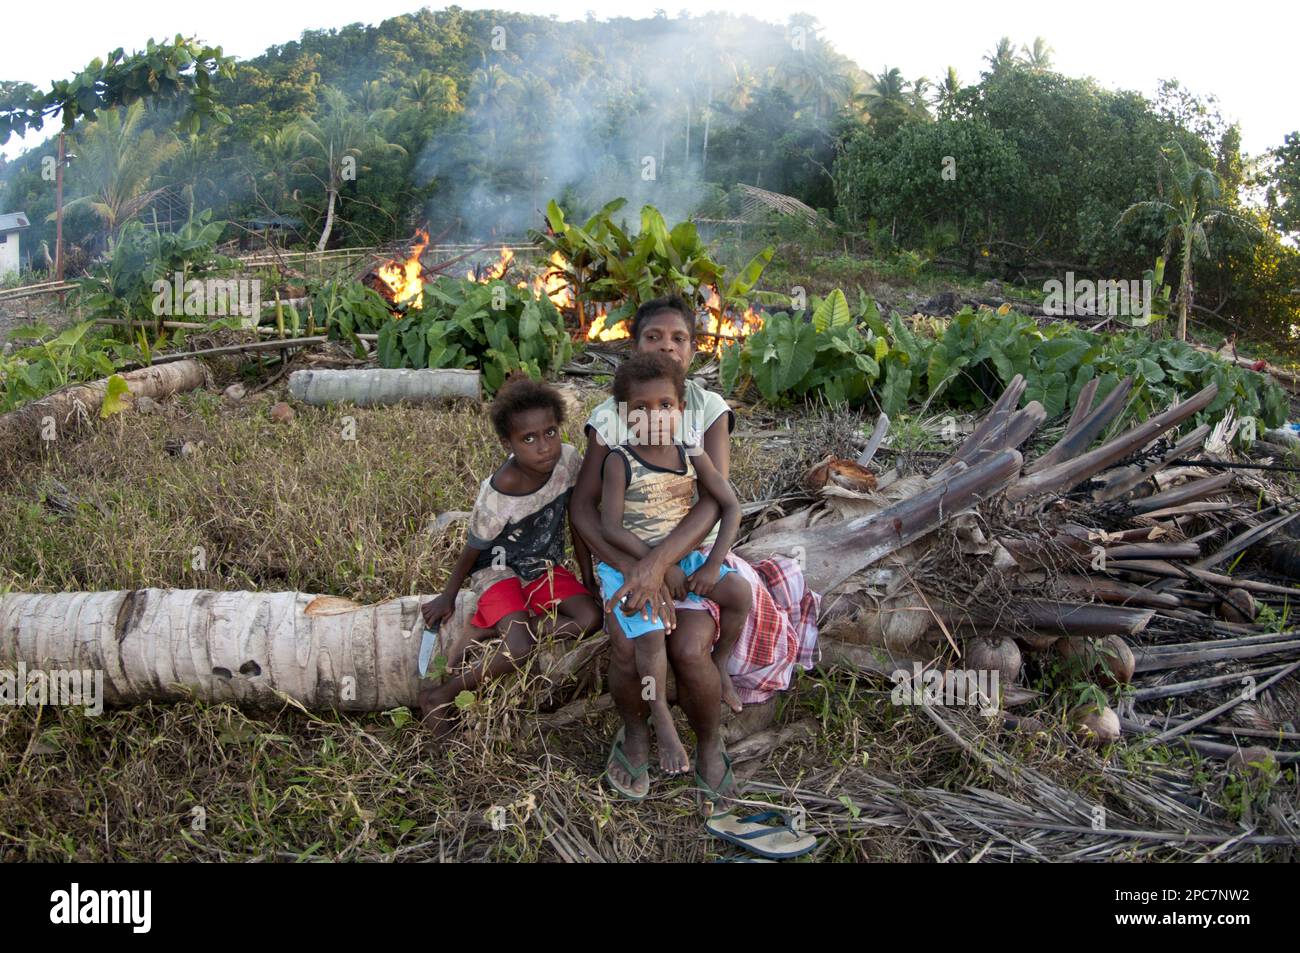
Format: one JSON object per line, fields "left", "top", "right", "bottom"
{"left": 586, "top": 378, "right": 733, "bottom": 547}
{"left": 604, "top": 444, "right": 699, "bottom": 549}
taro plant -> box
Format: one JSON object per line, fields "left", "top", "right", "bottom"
{"left": 719, "top": 290, "right": 1287, "bottom": 441}
{"left": 315, "top": 278, "right": 393, "bottom": 355}
{"left": 530, "top": 198, "right": 777, "bottom": 330}
{"left": 721, "top": 289, "right": 881, "bottom": 406}
{"left": 1, "top": 321, "right": 125, "bottom": 412}
{"left": 375, "top": 276, "right": 572, "bottom": 393}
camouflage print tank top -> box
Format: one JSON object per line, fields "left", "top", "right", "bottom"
{"left": 605, "top": 444, "right": 699, "bottom": 548}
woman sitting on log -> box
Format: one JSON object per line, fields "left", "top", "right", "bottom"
{"left": 570, "top": 295, "right": 820, "bottom": 804}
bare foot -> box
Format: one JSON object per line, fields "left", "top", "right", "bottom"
{"left": 717, "top": 662, "right": 743, "bottom": 713}
{"left": 650, "top": 705, "right": 691, "bottom": 775}
{"left": 417, "top": 684, "right": 459, "bottom": 740}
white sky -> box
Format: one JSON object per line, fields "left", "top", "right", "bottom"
{"left": 2, "top": 0, "right": 1295, "bottom": 160}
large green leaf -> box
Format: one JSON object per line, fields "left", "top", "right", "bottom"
{"left": 812, "top": 289, "right": 851, "bottom": 332}
{"left": 880, "top": 362, "right": 912, "bottom": 417}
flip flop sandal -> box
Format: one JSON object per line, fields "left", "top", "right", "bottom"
{"left": 705, "top": 810, "right": 818, "bottom": 860}
{"left": 604, "top": 725, "right": 651, "bottom": 801}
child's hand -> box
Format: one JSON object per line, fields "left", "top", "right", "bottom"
{"left": 687, "top": 561, "right": 724, "bottom": 598}
{"left": 421, "top": 594, "right": 454, "bottom": 628}
{"left": 664, "top": 564, "right": 688, "bottom": 601}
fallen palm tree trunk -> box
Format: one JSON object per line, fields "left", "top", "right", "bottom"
{"left": 1006, "top": 383, "right": 1218, "bottom": 502}
{"left": 937, "top": 600, "right": 1155, "bottom": 638}
{"left": 0, "top": 360, "right": 207, "bottom": 446}
{"left": 1026, "top": 376, "right": 1134, "bottom": 475}
{"left": 287, "top": 368, "right": 481, "bottom": 406}
{"left": 735, "top": 448, "right": 1023, "bottom": 593}
{"left": 0, "top": 589, "right": 425, "bottom": 709}
{"left": 1092, "top": 424, "right": 1211, "bottom": 502}
{"left": 1133, "top": 639, "right": 1300, "bottom": 672}
{"left": 5, "top": 368, "right": 1298, "bottom": 765}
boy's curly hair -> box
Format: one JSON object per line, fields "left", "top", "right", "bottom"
{"left": 489, "top": 373, "right": 565, "bottom": 439}
{"left": 629, "top": 294, "right": 695, "bottom": 343}
{"left": 612, "top": 351, "right": 686, "bottom": 404}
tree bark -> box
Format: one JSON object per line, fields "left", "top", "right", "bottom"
{"left": 287, "top": 368, "right": 482, "bottom": 407}
{"left": 0, "top": 589, "right": 427, "bottom": 710}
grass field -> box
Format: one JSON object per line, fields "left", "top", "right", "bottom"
{"left": 0, "top": 375, "right": 1294, "bottom": 861}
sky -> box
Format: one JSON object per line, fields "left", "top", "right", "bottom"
{"left": 2, "top": 0, "right": 1295, "bottom": 160}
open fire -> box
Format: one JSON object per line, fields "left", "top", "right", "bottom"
{"left": 371, "top": 239, "right": 765, "bottom": 354}
{"left": 373, "top": 229, "right": 429, "bottom": 310}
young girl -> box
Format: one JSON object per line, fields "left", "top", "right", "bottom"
{"left": 596, "top": 352, "right": 752, "bottom": 775}
{"left": 418, "top": 375, "right": 602, "bottom": 736}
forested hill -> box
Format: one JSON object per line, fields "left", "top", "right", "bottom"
{"left": 1, "top": 9, "right": 1297, "bottom": 338}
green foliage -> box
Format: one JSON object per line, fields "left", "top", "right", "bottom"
{"left": 1267, "top": 131, "right": 1300, "bottom": 239}
{"left": 375, "top": 277, "right": 572, "bottom": 393}
{"left": 1, "top": 321, "right": 126, "bottom": 413}
{"left": 100, "top": 375, "right": 131, "bottom": 418}
{"left": 314, "top": 279, "right": 393, "bottom": 356}
{"left": 721, "top": 290, "right": 877, "bottom": 406}
{"left": 0, "top": 35, "right": 235, "bottom": 142}
{"left": 722, "top": 296, "right": 1288, "bottom": 440}
{"left": 531, "top": 199, "right": 775, "bottom": 329}
{"left": 73, "top": 210, "right": 233, "bottom": 341}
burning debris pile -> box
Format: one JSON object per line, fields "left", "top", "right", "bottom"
{"left": 363, "top": 234, "right": 768, "bottom": 356}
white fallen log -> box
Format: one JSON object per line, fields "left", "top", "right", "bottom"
{"left": 287, "top": 368, "right": 481, "bottom": 407}
{"left": 0, "top": 588, "right": 430, "bottom": 710}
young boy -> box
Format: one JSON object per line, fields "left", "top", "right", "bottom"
{"left": 597, "top": 352, "right": 752, "bottom": 775}
{"left": 418, "top": 375, "right": 602, "bottom": 735}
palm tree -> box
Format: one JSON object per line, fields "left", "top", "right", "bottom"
{"left": 1022, "top": 37, "right": 1054, "bottom": 70}
{"left": 781, "top": 29, "right": 856, "bottom": 120}
{"left": 169, "top": 133, "right": 222, "bottom": 220}
{"left": 909, "top": 76, "right": 934, "bottom": 119}
{"left": 355, "top": 80, "right": 393, "bottom": 115}
{"left": 856, "top": 67, "right": 915, "bottom": 133}
{"left": 402, "top": 69, "right": 458, "bottom": 112}
{"left": 55, "top": 101, "right": 181, "bottom": 245}
{"left": 1117, "top": 140, "right": 1260, "bottom": 340}
{"left": 936, "top": 66, "right": 963, "bottom": 117}
{"left": 293, "top": 87, "right": 407, "bottom": 250}
{"left": 984, "top": 37, "right": 1019, "bottom": 75}
{"left": 252, "top": 124, "right": 301, "bottom": 214}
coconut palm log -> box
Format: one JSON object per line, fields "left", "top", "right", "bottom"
{"left": 0, "top": 359, "right": 207, "bottom": 446}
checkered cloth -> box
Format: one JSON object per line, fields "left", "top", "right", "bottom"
{"left": 682, "top": 551, "right": 821, "bottom": 705}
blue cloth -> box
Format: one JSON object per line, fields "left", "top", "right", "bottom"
{"left": 596, "top": 550, "right": 735, "bottom": 638}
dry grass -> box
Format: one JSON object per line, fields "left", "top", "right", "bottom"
{"left": 0, "top": 375, "right": 1295, "bottom": 861}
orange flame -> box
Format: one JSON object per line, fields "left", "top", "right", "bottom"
{"left": 463, "top": 249, "right": 764, "bottom": 349}
{"left": 374, "top": 229, "right": 428, "bottom": 310}
{"left": 467, "top": 246, "right": 516, "bottom": 282}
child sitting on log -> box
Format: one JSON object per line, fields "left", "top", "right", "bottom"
{"left": 596, "top": 352, "right": 751, "bottom": 774}
{"left": 418, "top": 374, "right": 602, "bottom": 735}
